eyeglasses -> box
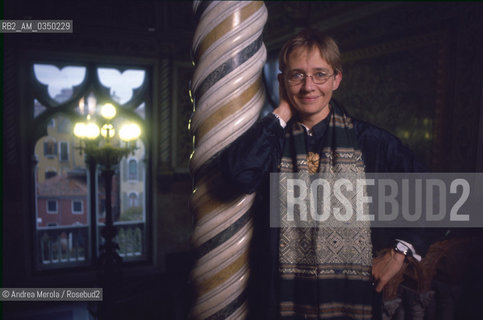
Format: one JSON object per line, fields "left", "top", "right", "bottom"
{"left": 284, "top": 71, "right": 335, "bottom": 86}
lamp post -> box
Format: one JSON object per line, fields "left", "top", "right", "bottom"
{"left": 74, "top": 103, "right": 141, "bottom": 319}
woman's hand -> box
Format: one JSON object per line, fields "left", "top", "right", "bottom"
{"left": 372, "top": 249, "right": 405, "bottom": 293}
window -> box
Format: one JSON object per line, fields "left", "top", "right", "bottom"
{"left": 128, "top": 159, "right": 137, "bottom": 180}
{"left": 44, "top": 140, "right": 57, "bottom": 157}
{"left": 59, "top": 142, "right": 69, "bottom": 161}
{"left": 72, "top": 200, "right": 83, "bottom": 214}
{"left": 45, "top": 170, "right": 57, "bottom": 179}
{"left": 33, "top": 64, "right": 85, "bottom": 103}
{"left": 97, "top": 68, "right": 145, "bottom": 104}
{"left": 128, "top": 193, "right": 138, "bottom": 208}
{"left": 47, "top": 200, "right": 58, "bottom": 214}
{"left": 31, "top": 60, "right": 151, "bottom": 270}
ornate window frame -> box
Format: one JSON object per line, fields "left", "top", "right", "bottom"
{"left": 24, "top": 51, "right": 158, "bottom": 271}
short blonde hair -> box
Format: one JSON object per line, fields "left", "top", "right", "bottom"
{"left": 279, "top": 29, "right": 342, "bottom": 74}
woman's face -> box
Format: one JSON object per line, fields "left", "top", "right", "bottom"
{"left": 283, "top": 46, "right": 342, "bottom": 126}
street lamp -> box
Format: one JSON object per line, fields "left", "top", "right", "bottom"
{"left": 74, "top": 103, "right": 141, "bottom": 319}
{"left": 74, "top": 103, "right": 141, "bottom": 168}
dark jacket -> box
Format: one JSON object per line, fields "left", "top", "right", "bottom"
{"left": 218, "top": 106, "right": 431, "bottom": 318}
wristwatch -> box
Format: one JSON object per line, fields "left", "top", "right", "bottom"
{"left": 394, "top": 241, "right": 412, "bottom": 257}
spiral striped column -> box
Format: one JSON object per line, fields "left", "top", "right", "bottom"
{"left": 189, "top": 1, "right": 267, "bottom": 319}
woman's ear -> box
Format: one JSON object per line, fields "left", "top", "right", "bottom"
{"left": 277, "top": 73, "right": 287, "bottom": 101}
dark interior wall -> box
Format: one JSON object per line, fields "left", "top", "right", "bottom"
{"left": 264, "top": 1, "right": 483, "bottom": 172}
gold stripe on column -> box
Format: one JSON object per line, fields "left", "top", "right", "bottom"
{"left": 195, "top": 1, "right": 263, "bottom": 61}
{"left": 196, "top": 77, "right": 262, "bottom": 141}
{"left": 193, "top": 195, "right": 226, "bottom": 221}
{"left": 197, "top": 250, "right": 249, "bottom": 297}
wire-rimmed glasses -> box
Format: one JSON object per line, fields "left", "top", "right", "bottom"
{"left": 284, "top": 71, "right": 335, "bottom": 86}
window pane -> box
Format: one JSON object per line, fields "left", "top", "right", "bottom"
{"left": 45, "top": 170, "right": 57, "bottom": 179}
{"left": 128, "top": 193, "right": 138, "bottom": 208}
{"left": 72, "top": 200, "right": 83, "bottom": 214}
{"left": 33, "top": 64, "right": 86, "bottom": 103}
{"left": 36, "top": 116, "right": 83, "bottom": 179}
{"left": 37, "top": 172, "right": 88, "bottom": 224}
{"left": 128, "top": 159, "right": 137, "bottom": 180}
{"left": 47, "top": 200, "right": 58, "bottom": 213}
{"left": 60, "top": 142, "right": 69, "bottom": 161}
{"left": 37, "top": 227, "right": 88, "bottom": 265}
{"left": 32, "top": 61, "right": 149, "bottom": 270}
{"left": 119, "top": 140, "right": 145, "bottom": 223}
{"left": 97, "top": 68, "right": 145, "bottom": 104}
{"left": 44, "top": 140, "right": 57, "bottom": 157}
{"left": 98, "top": 139, "right": 146, "bottom": 260}
{"left": 35, "top": 114, "right": 89, "bottom": 268}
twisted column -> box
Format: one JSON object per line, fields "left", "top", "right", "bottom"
{"left": 189, "top": 1, "right": 267, "bottom": 319}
